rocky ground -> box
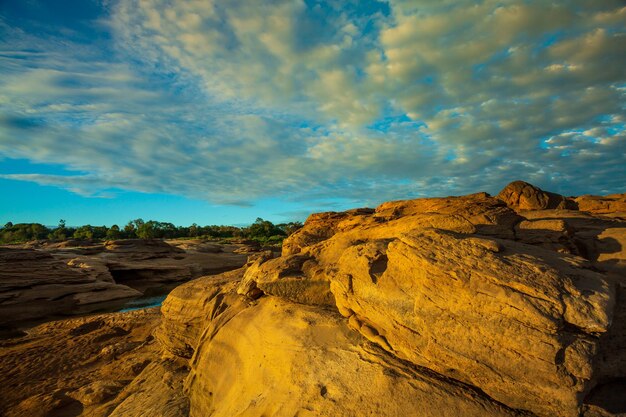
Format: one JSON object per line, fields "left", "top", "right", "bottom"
{"left": 1, "top": 181, "right": 625, "bottom": 417}
{"left": 0, "top": 239, "right": 250, "bottom": 337}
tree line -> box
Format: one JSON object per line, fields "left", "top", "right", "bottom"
{"left": 0, "top": 218, "right": 303, "bottom": 245}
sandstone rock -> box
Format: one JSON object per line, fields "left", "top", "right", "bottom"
{"left": 0, "top": 247, "right": 142, "bottom": 328}
{"left": 498, "top": 180, "right": 575, "bottom": 211}
{"left": 328, "top": 229, "right": 613, "bottom": 417}
{"left": 0, "top": 309, "right": 160, "bottom": 417}
{"left": 266, "top": 187, "right": 623, "bottom": 416}
{"left": 157, "top": 268, "right": 247, "bottom": 358}
{"left": 186, "top": 296, "right": 522, "bottom": 417}
{"left": 575, "top": 194, "right": 626, "bottom": 217}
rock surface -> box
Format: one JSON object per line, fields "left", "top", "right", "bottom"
{"left": 187, "top": 296, "right": 524, "bottom": 417}
{"left": 0, "top": 247, "right": 142, "bottom": 333}
{"left": 575, "top": 194, "right": 626, "bottom": 217}
{"left": 497, "top": 180, "right": 576, "bottom": 211}
{"left": 329, "top": 229, "right": 611, "bottom": 417}
{"left": 1, "top": 181, "right": 625, "bottom": 417}
{"left": 0, "top": 308, "right": 166, "bottom": 417}
{"left": 0, "top": 239, "right": 248, "bottom": 335}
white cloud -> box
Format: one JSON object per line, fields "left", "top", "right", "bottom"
{"left": 0, "top": 0, "right": 624, "bottom": 212}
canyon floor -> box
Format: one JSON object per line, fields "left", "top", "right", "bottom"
{"left": 1, "top": 181, "right": 625, "bottom": 417}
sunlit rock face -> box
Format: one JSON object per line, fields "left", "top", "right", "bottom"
{"left": 151, "top": 181, "right": 625, "bottom": 417}
{"left": 497, "top": 180, "right": 576, "bottom": 211}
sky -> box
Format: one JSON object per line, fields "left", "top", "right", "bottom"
{"left": 0, "top": 0, "right": 625, "bottom": 227}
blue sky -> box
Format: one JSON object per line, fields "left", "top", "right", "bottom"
{"left": 1, "top": 0, "right": 625, "bottom": 227}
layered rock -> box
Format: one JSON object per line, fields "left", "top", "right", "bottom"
{"left": 100, "top": 239, "right": 247, "bottom": 293}
{"left": 497, "top": 180, "right": 576, "bottom": 211}
{"left": 329, "top": 229, "right": 612, "bottom": 417}
{"left": 167, "top": 182, "right": 623, "bottom": 417}
{"left": 0, "top": 240, "right": 248, "bottom": 334}
{"left": 0, "top": 308, "right": 163, "bottom": 417}
{"left": 0, "top": 247, "right": 141, "bottom": 333}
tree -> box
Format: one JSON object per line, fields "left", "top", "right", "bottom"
{"left": 106, "top": 224, "right": 122, "bottom": 240}
{"left": 124, "top": 221, "right": 137, "bottom": 238}
{"left": 0, "top": 223, "right": 50, "bottom": 243}
{"left": 247, "top": 218, "right": 285, "bottom": 239}
{"left": 278, "top": 221, "right": 303, "bottom": 236}
{"left": 73, "top": 225, "right": 94, "bottom": 240}
{"left": 92, "top": 226, "right": 108, "bottom": 239}
{"left": 136, "top": 221, "right": 156, "bottom": 239}
{"left": 49, "top": 219, "right": 68, "bottom": 240}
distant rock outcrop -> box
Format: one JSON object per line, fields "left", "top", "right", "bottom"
{"left": 0, "top": 240, "right": 248, "bottom": 334}
{"left": 0, "top": 247, "right": 141, "bottom": 334}
{"left": 497, "top": 180, "right": 576, "bottom": 211}
{"left": 575, "top": 194, "right": 626, "bottom": 217}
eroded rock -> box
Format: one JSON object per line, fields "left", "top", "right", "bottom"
{"left": 497, "top": 180, "right": 575, "bottom": 211}
{"left": 186, "top": 296, "right": 524, "bottom": 417}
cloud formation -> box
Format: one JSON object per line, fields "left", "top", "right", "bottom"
{"left": 0, "top": 0, "right": 625, "bottom": 211}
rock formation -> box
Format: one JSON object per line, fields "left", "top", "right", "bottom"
{"left": 0, "top": 308, "right": 171, "bottom": 417}
{"left": 1, "top": 181, "right": 625, "bottom": 417}
{"left": 0, "top": 239, "right": 248, "bottom": 336}
{"left": 497, "top": 180, "right": 577, "bottom": 211}
{"left": 0, "top": 247, "right": 141, "bottom": 336}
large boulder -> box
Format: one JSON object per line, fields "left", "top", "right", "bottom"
{"left": 186, "top": 296, "right": 522, "bottom": 417}
{"left": 497, "top": 180, "right": 575, "bottom": 211}
{"left": 169, "top": 186, "right": 621, "bottom": 417}
{"left": 157, "top": 268, "right": 246, "bottom": 358}
{"left": 328, "top": 229, "right": 613, "bottom": 417}
{"left": 147, "top": 187, "right": 623, "bottom": 417}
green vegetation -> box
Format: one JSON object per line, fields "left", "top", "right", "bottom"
{"left": 0, "top": 218, "right": 303, "bottom": 246}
